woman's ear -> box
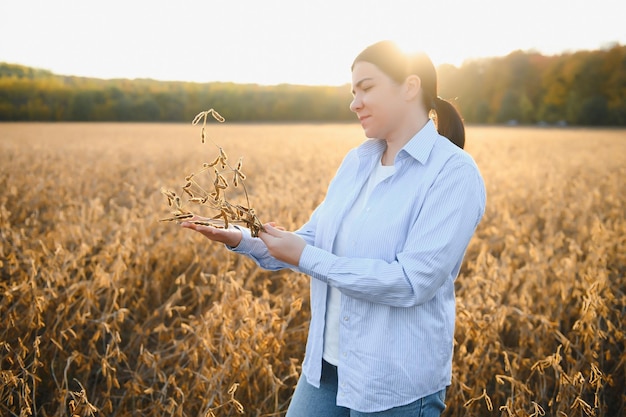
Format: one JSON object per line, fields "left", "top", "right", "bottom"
{"left": 404, "top": 75, "right": 421, "bottom": 101}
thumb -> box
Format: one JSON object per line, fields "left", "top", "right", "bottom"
{"left": 262, "top": 223, "right": 283, "bottom": 237}
{"left": 266, "top": 221, "right": 286, "bottom": 231}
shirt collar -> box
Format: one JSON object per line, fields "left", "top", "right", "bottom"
{"left": 400, "top": 119, "right": 438, "bottom": 165}
{"left": 356, "top": 137, "right": 387, "bottom": 159}
{"left": 356, "top": 119, "right": 439, "bottom": 165}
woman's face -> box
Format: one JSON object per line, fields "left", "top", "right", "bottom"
{"left": 350, "top": 61, "right": 407, "bottom": 140}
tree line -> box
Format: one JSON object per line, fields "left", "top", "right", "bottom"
{"left": 1, "top": 43, "right": 624, "bottom": 125}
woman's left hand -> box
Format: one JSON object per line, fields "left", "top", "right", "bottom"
{"left": 258, "top": 223, "right": 306, "bottom": 266}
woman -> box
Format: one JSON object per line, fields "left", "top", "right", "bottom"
{"left": 182, "top": 40, "right": 486, "bottom": 416}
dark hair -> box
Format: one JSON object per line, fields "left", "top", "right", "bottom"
{"left": 352, "top": 40, "right": 465, "bottom": 149}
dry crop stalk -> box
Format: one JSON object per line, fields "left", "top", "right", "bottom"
{"left": 160, "top": 109, "right": 265, "bottom": 237}
{"left": 205, "top": 383, "right": 245, "bottom": 416}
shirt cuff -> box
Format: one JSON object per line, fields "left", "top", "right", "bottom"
{"left": 298, "top": 244, "right": 336, "bottom": 283}
{"left": 225, "top": 226, "right": 253, "bottom": 253}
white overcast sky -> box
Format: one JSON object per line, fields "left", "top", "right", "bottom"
{"left": 1, "top": 0, "right": 624, "bottom": 85}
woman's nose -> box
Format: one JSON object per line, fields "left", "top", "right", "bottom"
{"left": 350, "top": 95, "right": 362, "bottom": 113}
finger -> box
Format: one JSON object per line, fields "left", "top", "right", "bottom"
{"left": 267, "top": 221, "right": 285, "bottom": 230}
{"left": 262, "top": 223, "right": 284, "bottom": 237}
{"left": 181, "top": 221, "right": 218, "bottom": 234}
{"left": 270, "top": 222, "right": 286, "bottom": 231}
{"left": 180, "top": 216, "right": 204, "bottom": 227}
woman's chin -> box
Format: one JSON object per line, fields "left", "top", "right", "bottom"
{"left": 362, "top": 126, "right": 378, "bottom": 139}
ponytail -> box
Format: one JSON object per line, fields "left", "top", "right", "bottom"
{"left": 432, "top": 97, "right": 465, "bottom": 149}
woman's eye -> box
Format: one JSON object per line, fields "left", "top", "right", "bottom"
{"left": 351, "top": 85, "right": 373, "bottom": 96}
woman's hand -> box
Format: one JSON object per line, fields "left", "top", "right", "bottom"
{"left": 258, "top": 223, "right": 306, "bottom": 266}
{"left": 180, "top": 217, "right": 243, "bottom": 248}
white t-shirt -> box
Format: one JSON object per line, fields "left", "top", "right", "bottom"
{"left": 323, "top": 160, "right": 395, "bottom": 365}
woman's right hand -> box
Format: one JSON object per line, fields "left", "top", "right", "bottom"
{"left": 180, "top": 216, "right": 243, "bottom": 248}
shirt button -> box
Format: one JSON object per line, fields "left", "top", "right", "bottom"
{"left": 343, "top": 316, "right": 349, "bottom": 321}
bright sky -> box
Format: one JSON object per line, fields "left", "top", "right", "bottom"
{"left": 1, "top": 0, "right": 624, "bottom": 86}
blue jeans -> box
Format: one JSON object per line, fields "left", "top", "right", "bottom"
{"left": 286, "top": 360, "right": 447, "bottom": 417}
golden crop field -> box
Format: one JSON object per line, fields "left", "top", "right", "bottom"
{"left": 1, "top": 122, "right": 624, "bottom": 417}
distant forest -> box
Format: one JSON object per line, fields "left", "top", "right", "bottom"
{"left": 1, "top": 44, "right": 625, "bottom": 125}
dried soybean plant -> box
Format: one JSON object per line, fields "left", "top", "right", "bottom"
{"left": 160, "top": 109, "right": 265, "bottom": 237}
{"left": 205, "top": 383, "right": 245, "bottom": 417}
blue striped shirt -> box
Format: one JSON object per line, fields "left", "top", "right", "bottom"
{"left": 231, "top": 120, "right": 486, "bottom": 412}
